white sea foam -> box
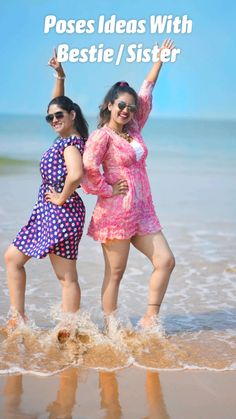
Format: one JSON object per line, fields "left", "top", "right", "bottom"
{"left": 0, "top": 366, "right": 69, "bottom": 377}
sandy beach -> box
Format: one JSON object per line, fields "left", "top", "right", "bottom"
{"left": 0, "top": 368, "right": 235, "bottom": 419}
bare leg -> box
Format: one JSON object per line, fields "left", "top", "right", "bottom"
{"left": 131, "top": 231, "right": 175, "bottom": 327}
{"left": 101, "top": 239, "right": 130, "bottom": 315}
{"left": 49, "top": 254, "right": 80, "bottom": 312}
{"left": 4, "top": 245, "right": 31, "bottom": 320}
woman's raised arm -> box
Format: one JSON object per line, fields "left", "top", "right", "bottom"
{"left": 48, "top": 48, "right": 65, "bottom": 98}
{"left": 145, "top": 38, "right": 175, "bottom": 85}
{"left": 130, "top": 39, "right": 175, "bottom": 130}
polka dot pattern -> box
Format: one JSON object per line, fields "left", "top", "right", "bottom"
{"left": 13, "top": 136, "right": 86, "bottom": 260}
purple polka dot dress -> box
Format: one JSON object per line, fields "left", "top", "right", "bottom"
{"left": 13, "top": 136, "right": 86, "bottom": 260}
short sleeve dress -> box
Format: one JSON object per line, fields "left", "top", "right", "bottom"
{"left": 82, "top": 80, "right": 162, "bottom": 243}
{"left": 13, "top": 136, "right": 85, "bottom": 259}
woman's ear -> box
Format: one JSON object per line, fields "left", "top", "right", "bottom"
{"left": 108, "top": 102, "right": 112, "bottom": 112}
{"left": 70, "top": 110, "right": 76, "bottom": 120}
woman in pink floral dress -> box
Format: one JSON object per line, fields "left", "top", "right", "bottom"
{"left": 82, "top": 39, "right": 176, "bottom": 327}
{"left": 57, "top": 40, "right": 175, "bottom": 327}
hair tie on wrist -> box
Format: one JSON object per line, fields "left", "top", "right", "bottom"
{"left": 53, "top": 73, "right": 66, "bottom": 80}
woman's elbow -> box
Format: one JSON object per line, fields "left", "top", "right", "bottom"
{"left": 68, "top": 170, "right": 83, "bottom": 184}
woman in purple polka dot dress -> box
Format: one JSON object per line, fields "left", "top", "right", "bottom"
{"left": 4, "top": 60, "right": 88, "bottom": 327}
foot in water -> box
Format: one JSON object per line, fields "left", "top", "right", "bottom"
{"left": 7, "top": 315, "right": 28, "bottom": 330}
{"left": 139, "top": 314, "right": 159, "bottom": 329}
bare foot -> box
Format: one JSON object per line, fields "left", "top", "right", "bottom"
{"left": 139, "top": 314, "right": 159, "bottom": 329}
{"left": 7, "top": 315, "right": 28, "bottom": 330}
{"left": 103, "top": 311, "right": 123, "bottom": 338}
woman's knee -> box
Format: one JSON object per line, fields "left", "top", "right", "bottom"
{"left": 4, "top": 247, "right": 19, "bottom": 267}
{"left": 155, "top": 252, "right": 175, "bottom": 272}
{"left": 57, "top": 271, "right": 78, "bottom": 286}
{"left": 109, "top": 265, "right": 126, "bottom": 284}
{"left": 168, "top": 253, "right": 176, "bottom": 271}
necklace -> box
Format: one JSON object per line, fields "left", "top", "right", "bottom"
{"left": 109, "top": 127, "right": 133, "bottom": 143}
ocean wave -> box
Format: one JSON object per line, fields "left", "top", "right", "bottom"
{"left": 0, "top": 308, "right": 235, "bottom": 375}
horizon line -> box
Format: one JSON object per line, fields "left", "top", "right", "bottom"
{"left": 0, "top": 113, "right": 235, "bottom": 122}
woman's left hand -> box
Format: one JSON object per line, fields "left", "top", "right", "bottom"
{"left": 45, "top": 187, "right": 64, "bottom": 206}
{"left": 48, "top": 48, "right": 65, "bottom": 78}
{"left": 156, "top": 38, "right": 175, "bottom": 60}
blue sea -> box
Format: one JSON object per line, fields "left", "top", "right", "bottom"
{"left": 0, "top": 114, "right": 236, "bottom": 375}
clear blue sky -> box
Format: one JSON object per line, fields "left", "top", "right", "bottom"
{"left": 1, "top": 0, "right": 235, "bottom": 118}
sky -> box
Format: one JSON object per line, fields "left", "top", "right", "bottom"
{"left": 0, "top": 0, "right": 235, "bottom": 119}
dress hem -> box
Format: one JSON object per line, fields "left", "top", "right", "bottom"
{"left": 87, "top": 226, "right": 163, "bottom": 244}
{"left": 12, "top": 243, "right": 78, "bottom": 261}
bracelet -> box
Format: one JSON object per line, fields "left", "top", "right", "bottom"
{"left": 148, "top": 303, "right": 161, "bottom": 306}
{"left": 53, "top": 73, "right": 66, "bottom": 80}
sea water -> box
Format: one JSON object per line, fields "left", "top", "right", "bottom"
{"left": 0, "top": 115, "right": 235, "bottom": 374}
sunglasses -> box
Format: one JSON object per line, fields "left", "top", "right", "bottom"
{"left": 117, "top": 101, "right": 137, "bottom": 113}
{"left": 45, "top": 111, "right": 65, "bottom": 123}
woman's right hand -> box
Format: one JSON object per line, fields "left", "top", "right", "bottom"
{"left": 112, "top": 179, "right": 129, "bottom": 196}
{"left": 48, "top": 48, "right": 65, "bottom": 78}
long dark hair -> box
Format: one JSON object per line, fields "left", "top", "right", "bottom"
{"left": 98, "top": 81, "right": 138, "bottom": 128}
{"left": 47, "top": 96, "right": 89, "bottom": 139}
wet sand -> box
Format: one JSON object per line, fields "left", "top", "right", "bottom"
{"left": 0, "top": 368, "right": 235, "bottom": 419}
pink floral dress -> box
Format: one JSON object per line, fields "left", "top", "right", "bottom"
{"left": 82, "top": 80, "right": 162, "bottom": 243}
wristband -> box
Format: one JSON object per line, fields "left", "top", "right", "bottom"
{"left": 53, "top": 73, "right": 66, "bottom": 80}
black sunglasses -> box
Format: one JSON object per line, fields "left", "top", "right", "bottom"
{"left": 45, "top": 111, "right": 65, "bottom": 123}
{"left": 117, "top": 101, "right": 137, "bottom": 113}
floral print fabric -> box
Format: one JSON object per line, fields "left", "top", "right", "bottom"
{"left": 82, "top": 80, "right": 162, "bottom": 243}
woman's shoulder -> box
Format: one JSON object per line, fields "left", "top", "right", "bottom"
{"left": 60, "top": 134, "right": 84, "bottom": 140}
{"left": 88, "top": 126, "right": 111, "bottom": 142}
{"left": 57, "top": 135, "right": 85, "bottom": 144}
{"left": 55, "top": 135, "right": 85, "bottom": 153}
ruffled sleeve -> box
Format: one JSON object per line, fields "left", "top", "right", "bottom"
{"left": 134, "top": 80, "right": 155, "bottom": 131}
{"left": 59, "top": 136, "right": 85, "bottom": 156}
{"left": 81, "top": 129, "right": 113, "bottom": 198}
